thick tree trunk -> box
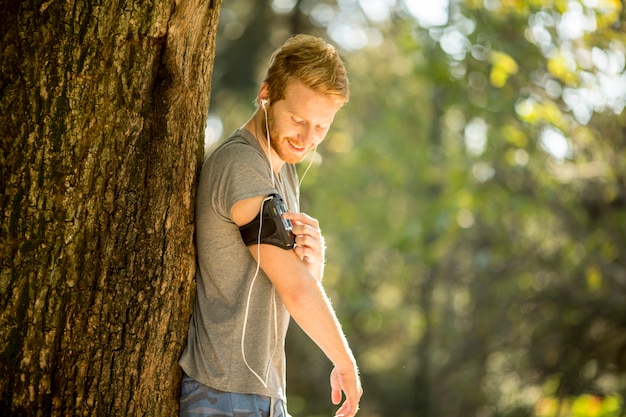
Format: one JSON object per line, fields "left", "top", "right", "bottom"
{"left": 0, "top": 0, "right": 221, "bottom": 415}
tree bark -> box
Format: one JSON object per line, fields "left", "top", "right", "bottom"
{"left": 0, "top": 0, "right": 222, "bottom": 415}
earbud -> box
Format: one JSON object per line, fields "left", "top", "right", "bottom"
{"left": 261, "top": 98, "right": 269, "bottom": 109}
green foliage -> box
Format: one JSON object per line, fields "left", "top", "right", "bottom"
{"left": 210, "top": 1, "right": 626, "bottom": 416}
{"left": 536, "top": 394, "right": 624, "bottom": 417}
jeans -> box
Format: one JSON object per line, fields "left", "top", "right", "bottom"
{"left": 179, "top": 374, "right": 288, "bottom": 417}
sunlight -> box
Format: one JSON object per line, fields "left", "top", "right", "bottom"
{"left": 404, "top": 0, "right": 449, "bottom": 26}
{"left": 540, "top": 127, "right": 571, "bottom": 162}
{"left": 358, "top": 0, "right": 394, "bottom": 22}
{"left": 327, "top": 21, "right": 370, "bottom": 50}
{"left": 525, "top": 2, "right": 626, "bottom": 125}
{"left": 203, "top": 114, "right": 223, "bottom": 154}
{"left": 464, "top": 117, "right": 488, "bottom": 156}
{"left": 271, "top": 0, "right": 297, "bottom": 14}
{"left": 557, "top": 1, "right": 596, "bottom": 40}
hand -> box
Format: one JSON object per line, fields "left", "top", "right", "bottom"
{"left": 330, "top": 366, "right": 362, "bottom": 417}
{"left": 283, "top": 211, "right": 325, "bottom": 281}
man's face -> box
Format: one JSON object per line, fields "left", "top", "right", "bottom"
{"left": 266, "top": 80, "right": 343, "bottom": 165}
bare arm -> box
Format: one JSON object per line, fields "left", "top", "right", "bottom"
{"left": 232, "top": 196, "right": 362, "bottom": 416}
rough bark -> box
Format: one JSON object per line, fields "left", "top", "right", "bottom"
{"left": 0, "top": 0, "right": 222, "bottom": 415}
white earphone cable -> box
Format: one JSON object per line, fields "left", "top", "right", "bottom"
{"left": 298, "top": 146, "right": 317, "bottom": 190}
{"left": 241, "top": 196, "right": 279, "bottom": 388}
{"left": 263, "top": 102, "right": 276, "bottom": 189}
{"left": 242, "top": 100, "right": 313, "bottom": 388}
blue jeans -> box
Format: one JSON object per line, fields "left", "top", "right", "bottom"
{"left": 179, "top": 374, "right": 288, "bottom": 417}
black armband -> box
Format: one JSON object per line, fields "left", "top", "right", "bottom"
{"left": 239, "top": 193, "right": 295, "bottom": 250}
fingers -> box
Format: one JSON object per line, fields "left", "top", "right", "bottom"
{"left": 335, "top": 401, "right": 356, "bottom": 417}
{"left": 336, "top": 391, "right": 362, "bottom": 417}
{"left": 293, "top": 228, "right": 323, "bottom": 254}
{"left": 283, "top": 211, "right": 320, "bottom": 232}
{"left": 283, "top": 212, "right": 325, "bottom": 263}
{"left": 330, "top": 367, "right": 363, "bottom": 417}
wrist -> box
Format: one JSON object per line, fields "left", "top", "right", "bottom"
{"left": 333, "top": 353, "right": 358, "bottom": 373}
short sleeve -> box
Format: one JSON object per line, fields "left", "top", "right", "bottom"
{"left": 203, "top": 138, "right": 276, "bottom": 220}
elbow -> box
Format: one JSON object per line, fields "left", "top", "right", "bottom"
{"left": 279, "top": 277, "right": 321, "bottom": 310}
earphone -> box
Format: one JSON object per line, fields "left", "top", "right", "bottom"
{"left": 260, "top": 97, "right": 276, "bottom": 189}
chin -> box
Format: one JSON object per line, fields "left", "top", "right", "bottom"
{"left": 282, "top": 155, "right": 305, "bottom": 165}
{"left": 276, "top": 146, "right": 306, "bottom": 164}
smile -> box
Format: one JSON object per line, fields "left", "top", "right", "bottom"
{"left": 287, "top": 140, "right": 307, "bottom": 152}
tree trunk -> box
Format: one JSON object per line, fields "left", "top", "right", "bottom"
{"left": 0, "top": 0, "right": 222, "bottom": 415}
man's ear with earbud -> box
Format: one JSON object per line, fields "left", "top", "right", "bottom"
{"left": 259, "top": 82, "right": 271, "bottom": 110}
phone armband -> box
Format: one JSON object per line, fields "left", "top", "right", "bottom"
{"left": 239, "top": 193, "right": 295, "bottom": 250}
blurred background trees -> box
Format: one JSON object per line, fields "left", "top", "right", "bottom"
{"left": 205, "top": 1, "right": 626, "bottom": 416}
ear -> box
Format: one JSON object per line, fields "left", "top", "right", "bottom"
{"left": 258, "top": 82, "right": 270, "bottom": 104}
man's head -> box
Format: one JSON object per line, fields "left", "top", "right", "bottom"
{"left": 262, "top": 34, "right": 349, "bottom": 107}
{"left": 256, "top": 35, "right": 349, "bottom": 166}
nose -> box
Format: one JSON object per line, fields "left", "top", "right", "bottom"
{"left": 298, "top": 125, "right": 315, "bottom": 145}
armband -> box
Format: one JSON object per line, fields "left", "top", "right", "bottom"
{"left": 239, "top": 193, "right": 295, "bottom": 250}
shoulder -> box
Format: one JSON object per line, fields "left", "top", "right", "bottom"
{"left": 203, "top": 132, "right": 271, "bottom": 182}
{"left": 199, "top": 130, "right": 275, "bottom": 219}
{"left": 209, "top": 131, "right": 264, "bottom": 166}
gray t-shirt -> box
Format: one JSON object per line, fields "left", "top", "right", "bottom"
{"left": 179, "top": 128, "right": 299, "bottom": 401}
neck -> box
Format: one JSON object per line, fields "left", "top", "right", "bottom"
{"left": 243, "top": 109, "right": 284, "bottom": 174}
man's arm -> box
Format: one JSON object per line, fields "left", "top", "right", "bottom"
{"left": 232, "top": 196, "right": 362, "bottom": 417}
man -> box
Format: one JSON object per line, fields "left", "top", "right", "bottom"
{"left": 179, "top": 34, "right": 362, "bottom": 417}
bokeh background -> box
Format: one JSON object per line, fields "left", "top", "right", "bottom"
{"left": 205, "top": 1, "right": 626, "bottom": 416}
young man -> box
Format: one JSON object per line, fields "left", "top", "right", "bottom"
{"left": 179, "top": 34, "right": 362, "bottom": 417}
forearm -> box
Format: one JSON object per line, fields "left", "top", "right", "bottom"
{"left": 255, "top": 245, "right": 356, "bottom": 370}
{"left": 285, "top": 277, "right": 355, "bottom": 370}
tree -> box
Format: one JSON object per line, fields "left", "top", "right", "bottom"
{"left": 0, "top": 0, "right": 222, "bottom": 415}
